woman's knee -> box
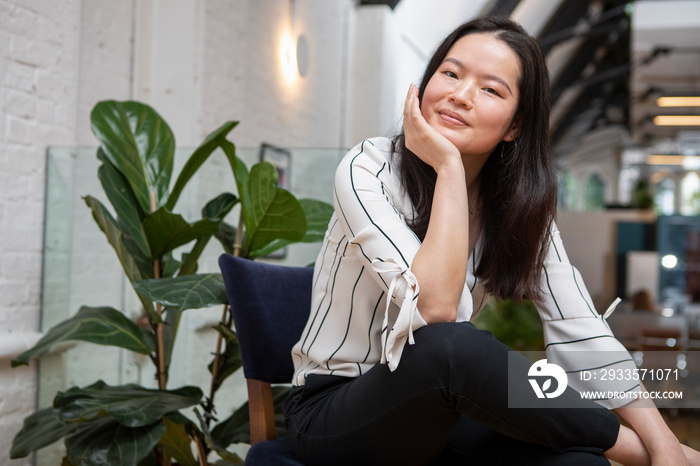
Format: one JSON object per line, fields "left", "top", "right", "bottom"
{"left": 406, "top": 322, "right": 506, "bottom": 375}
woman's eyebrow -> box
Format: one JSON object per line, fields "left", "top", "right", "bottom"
{"left": 442, "top": 57, "right": 514, "bottom": 96}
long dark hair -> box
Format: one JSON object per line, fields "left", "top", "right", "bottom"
{"left": 394, "top": 16, "right": 556, "bottom": 301}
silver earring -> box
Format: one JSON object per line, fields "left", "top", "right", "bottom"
{"left": 501, "top": 140, "right": 518, "bottom": 166}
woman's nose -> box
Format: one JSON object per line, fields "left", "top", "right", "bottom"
{"left": 449, "top": 83, "right": 475, "bottom": 108}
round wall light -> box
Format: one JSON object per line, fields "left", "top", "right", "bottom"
{"left": 297, "top": 34, "right": 309, "bottom": 77}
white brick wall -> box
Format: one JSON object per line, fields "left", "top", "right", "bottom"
{"left": 1, "top": 0, "right": 81, "bottom": 463}
{"left": 75, "top": 0, "right": 134, "bottom": 145}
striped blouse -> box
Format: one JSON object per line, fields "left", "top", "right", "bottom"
{"left": 290, "top": 137, "right": 641, "bottom": 409}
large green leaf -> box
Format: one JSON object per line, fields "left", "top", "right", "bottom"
{"left": 294, "top": 198, "right": 333, "bottom": 242}
{"left": 202, "top": 192, "right": 238, "bottom": 220}
{"left": 219, "top": 138, "right": 250, "bottom": 227}
{"left": 133, "top": 274, "right": 228, "bottom": 311}
{"left": 160, "top": 417, "right": 198, "bottom": 466}
{"left": 96, "top": 148, "right": 150, "bottom": 258}
{"left": 210, "top": 401, "right": 249, "bottom": 447}
{"left": 84, "top": 196, "right": 153, "bottom": 281}
{"left": 65, "top": 416, "right": 165, "bottom": 466}
{"left": 177, "top": 238, "right": 207, "bottom": 277}
{"left": 244, "top": 162, "right": 306, "bottom": 255}
{"left": 213, "top": 221, "right": 237, "bottom": 255}
{"left": 10, "top": 408, "right": 80, "bottom": 459}
{"left": 55, "top": 381, "right": 203, "bottom": 427}
{"left": 162, "top": 307, "right": 182, "bottom": 367}
{"left": 211, "top": 386, "right": 292, "bottom": 448}
{"left": 208, "top": 323, "right": 242, "bottom": 392}
{"left": 166, "top": 121, "right": 239, "bottom": 211}
{"left": 161, "top": 251, "right": 181, "bottom": 278}
{"left": 250, "top": 198, "right": 333, "bottom": 257}
{"left": 12, "top": 307, "right": 155, "bottom": 367}
{"left": 143, "top": 207, "right": 220, "bottom": 258}
{"left": 91, "top": 100, "right": 175, "bottom": 212}
{"left": 84, "top": 196, "right": 158, "bottom": 321}
{"left": 120, "top": 227, "right": 158, "bottom": 282}
{"left": 177, "top": 192, "right": 238, "bottom": 276}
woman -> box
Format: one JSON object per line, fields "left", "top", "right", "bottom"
{"left": 284, "top": 17, "right": 698, "bottom": 465}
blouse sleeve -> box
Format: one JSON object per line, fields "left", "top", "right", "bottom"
{"left": 534, "top": 223, "right": 642, "bottom": 409}
{"left": 333, "top": 139, "right": 434, "bottom": 371}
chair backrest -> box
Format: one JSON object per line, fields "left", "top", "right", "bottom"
{"left": 219, "top": 254, "right": 313, "bottom": 382}
{"left": 218, "top": 254, "right": 313, "bottom": 445}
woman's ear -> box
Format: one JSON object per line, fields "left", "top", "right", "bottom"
{"left": 503, "top": 118, "right": 521, "bottom": 142}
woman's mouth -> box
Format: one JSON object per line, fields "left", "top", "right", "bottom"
{"left": 438, "top": 110, "right": 468, "bottom": 126}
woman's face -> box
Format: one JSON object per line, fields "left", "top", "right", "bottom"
{"left": 421, "top": 33, "right": 521, "bottom": 159}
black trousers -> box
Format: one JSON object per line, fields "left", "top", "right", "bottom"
{"left": 283, "top": 322, "right": 620, "bottom": 466}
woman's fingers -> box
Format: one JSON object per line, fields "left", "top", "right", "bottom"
{"left": 403, "top": 83, "right": 460, "bottom": 170}
{"left": 403, "top": 84, "right": 422, "bottom": 137}
{"left": 403, "top": 84, "right": 433, "bottom": 150}
{"left": 403, "top": 83, "right": 414, "bottom": 119}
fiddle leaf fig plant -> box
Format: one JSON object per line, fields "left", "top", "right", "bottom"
{"left": 10, "top": 100, "right": 333, "bottom": 465}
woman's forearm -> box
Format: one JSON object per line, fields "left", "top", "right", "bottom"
{"left": 401, "top": 83, "right": 470, "bottom": 323}
{"left": 603, "top": 423, "right": 651, "bottom": 465}
{"left": 412, "top": 160, "right": 469, "bottom": 323}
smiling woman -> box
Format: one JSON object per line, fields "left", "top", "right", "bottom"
{"left": 280, "top": 15, "right": 700, "bottom": 466}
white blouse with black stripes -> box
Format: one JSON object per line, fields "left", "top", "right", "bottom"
{"left": 290, "top": 137, "right": 641, "bottom": 409}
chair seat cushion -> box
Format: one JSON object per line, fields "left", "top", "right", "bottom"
{"left": 245, "top": 436, "right": 304, "bottom": 465}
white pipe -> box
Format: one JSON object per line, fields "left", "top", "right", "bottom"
{"left": 0, "top": 332, "right": 44, "bottom": 360}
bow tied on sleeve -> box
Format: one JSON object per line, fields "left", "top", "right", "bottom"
{"left": 371, "top": 257, "right": 425, "bottom": 371}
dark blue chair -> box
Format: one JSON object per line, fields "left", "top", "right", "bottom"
{"left": 218, "top": 254, "right": 312, "bottom": 466}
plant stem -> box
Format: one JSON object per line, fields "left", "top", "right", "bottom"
{"left": 154, "top": 261, "right": 167, "bottom": 389}
{"left": 233, "top": 208, "right": 244, "bottom": 257}
{"left": 204, "top": 210, "right": 243, "bottom": 431}
{"left": 151, "top": 191, "right": 168, "bottom": 390}
{"left": 205, "top": 304, "right": 229, "bottom": 428}
{"left": 194, "top": 434, "right": 208, "bottom": 466}
{"left": 151, "top": 192, "right": 170, "bottom": 466}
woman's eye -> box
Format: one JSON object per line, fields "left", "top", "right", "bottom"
{"left": 484, "top": 87, "right": 500, "bottom": 96}
{"left": 443, "top": 70, "right": 458, "bottom": 79}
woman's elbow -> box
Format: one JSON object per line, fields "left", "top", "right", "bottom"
{"left": 419, "top": 303, "right": 458, "bottom": 324}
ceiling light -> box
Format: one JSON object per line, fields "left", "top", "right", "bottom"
{"left": 647, "top": 155, "right": 686, "bottom": 165}
{"left": 653, "top": 115, "right": 700, "bottom": 126}
{"left": 657, "top": 97, "right": 700, "bottom": 107}
{"left": 661, "top": 254, "right": 678, "bottom": 269}
{"left": 647, "top": 155, "right": 700, "bottom": 168}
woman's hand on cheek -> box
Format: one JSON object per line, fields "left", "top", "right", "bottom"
{"left": 403, "top": 84, "right": 462, "bottom": 173}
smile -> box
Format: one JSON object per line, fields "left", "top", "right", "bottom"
{"left": 438, "top": 110, "right": 468, "bottom": 126}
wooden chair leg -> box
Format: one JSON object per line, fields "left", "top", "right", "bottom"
{"left": 247, "top": 378, "right": 277, "bottom": 444}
